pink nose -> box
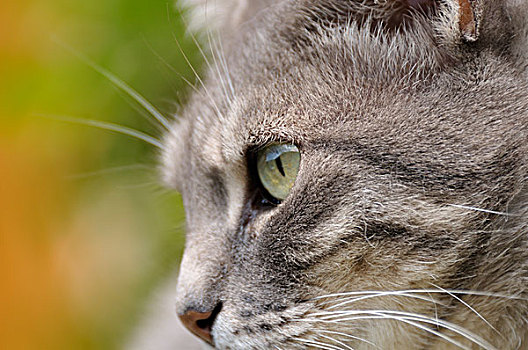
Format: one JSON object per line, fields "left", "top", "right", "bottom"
{"left": 178, "top": 308, "right": 218, "bottom": 345}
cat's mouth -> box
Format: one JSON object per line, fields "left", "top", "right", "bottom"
{"left": 191, "top": 299, "right": 317, "bottom": 350}
{"left": 193, "top": 289, "right": 508, "bottom": 350}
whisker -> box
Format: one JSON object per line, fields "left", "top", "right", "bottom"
{"left": 213, "top": 29, "right": 235, "bottom": 97}
{"left": 313, "top": 288, "right": 525, "bottom": 337}
{"left": 169, "top": 15, "right": 226, "bottom": 122}
{"left": 425, "top": 289, "right": 440, "bottom": 330}
{"left": 322, "top": 291, "right": 444, "bottom": 311}
{"left": 207, "top": 31, "right": 233, "bottom": 105}
{"left": 52, "top": 37, "right": 172, "bottom": 131}
{"left": 203, "top": 14, "right": 234, "bottom": 105}
{"left": 179, "top": 4, "right": 234, "bottom": 106}
{"left": 318, "top": 333, "right": 355, "bottom": 350}
{"left": 117, "top": 179, "right": 162, "bottom": 190}
{"left": 141, "top": 35, "right": 202, "bottom": 96}
{"left": 292, "top": 336, "right": 346, "bottom": 350}
{"left": 301, "top": 316, "right": 470, "bottom": 349}
{"left": 313, "top": 289, "right": 525, "bottom": 302}
{"left": 293, "top": 318, "right": 382, "bottom": 348}
{"left": 39, "top": 114, "right": 164, "bottom": 149}
{"left": 113, "top": 87, "right": 167, "bottom": 132}
{"left": 309, "top": 310, "right": 497, "bottom": 350}
{"left": 174, "top": 6, "right": 221, "bottom": 92}
{"left": 387, "top": 315, "right": 473, "bottom": 350}
{"left": 447, "top": 203, "right": 515, "bottom": 217}
{"left": 66, "top": 164, "right": 151, "bottom": 180}
{"left": 429, "top": 283, "right": 502, "bottom": 338}
{"left": 318, "top": 330, "right": 378, "bottom": 349}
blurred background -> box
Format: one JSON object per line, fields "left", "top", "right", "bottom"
{"left": 1, "top": 0, "right": 202, "bottom": 348}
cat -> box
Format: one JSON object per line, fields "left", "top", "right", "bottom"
{"left": 147, "top": 0, "right": 528, "bottom": 349}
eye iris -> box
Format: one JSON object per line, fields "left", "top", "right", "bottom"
{"left": 257, "top": 144, "right": 300, "bottom": 202}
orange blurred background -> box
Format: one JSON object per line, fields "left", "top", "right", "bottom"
{"left": 0, "top": 1, "right": 198, "bottom": 348}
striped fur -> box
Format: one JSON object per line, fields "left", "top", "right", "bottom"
{"left": 159, "top": 0, "right": 528, "bottom": 349}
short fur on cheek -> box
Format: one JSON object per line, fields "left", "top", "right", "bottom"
{"left": 160, "top": 0, "right": 528, "bottom": 349}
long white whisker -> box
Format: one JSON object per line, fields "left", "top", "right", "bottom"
{"left": 53, "top": 37, "right": 172, "bottom": 131}
{"left": 291, "top": 321, "right": 378, "bottom": 349}
{"left": 171, "top": 32, "right": 225, "bottom": 120}
{"left": 314, "top": 288, "right": 524, "bottom": 337}
{"left": 175, "top": 3, "right": 212, "bottom": 69}
{"left": 40, "top": 114, "right": 164, "bottom": 149}
{"left": 385, "top": 315, "right": 473, "bottom": 350}
{"left": 205, "top": 21, "right": 234, "bottom": 105}
{"left": 177, "top": 4, "right": 233, "bottom": 106}
{"left": 208, "top": 32, "right": 233, "bottom": 105}
{"left": 112, "top": 87, "right": 166, "bottom": 132}
{"left": 202, "top": 3, "right": 233, "bottom": 105}
{"left": 292, "top": 337, "right": 346, "bottom": 350}
{"left": 214, "top": 29, "right": 235, "bottom": 97}
{"left": 429, "top": 283, "right": 502, "bottom": 338}
{"left": 318, "top": 334, "right": 355, "bottom": 350}
{"left": 167, "top": 5, "right": 229, "bottom": 124}
{"left": 141, "top": 35, "right": 202, "bottom": 96}
{"left": 447, "top": 204, "right": 514, "bottom": 217}
{"left": 423, "top": 289, "right": 440, "bottom": 330}
{"left": 66, "top": 164, "right": 151, "bottom": 180}
{"left": 323, "top": 291, "right": 443, "bottom": 310}
{"left": 309, "top": 310, "right": 497, "bottom": 350}
{"left": 302, "top": 316, "right": 470, "bottom": 350}
{"left": 318, "top": 330, "right": 378, "bottom": 349}
{"left": 117, "top": 179, "right": 162, "bottom": 190}
{"left": 313, "top": 289, "right": 524, "bottom": 302}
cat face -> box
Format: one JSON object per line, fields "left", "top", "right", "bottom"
{"left": 162, "top": 0, "right": 528, "bottom": 348}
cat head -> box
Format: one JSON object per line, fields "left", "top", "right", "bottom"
{"left": 162, "top": 0, "right": 528, "bottom": 348}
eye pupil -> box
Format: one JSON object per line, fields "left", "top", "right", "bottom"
{"left": 275, "top": 157, "right": 286, "bottom": 177}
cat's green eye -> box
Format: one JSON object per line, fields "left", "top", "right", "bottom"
{"left": 256, "top": 144, "right": 300, "bottom": 202}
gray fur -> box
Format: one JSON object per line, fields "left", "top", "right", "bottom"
{"left": 161, "top": 0, "right": 528, "bottom": 348}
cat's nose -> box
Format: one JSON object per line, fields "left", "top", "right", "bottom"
{"left": 178, "top": 303, "right": 222, "bottom": 345}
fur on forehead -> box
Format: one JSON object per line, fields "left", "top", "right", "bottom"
{"left": 160, "top": 99, "right": 305, "bottom": 191}
{"left": 197, "top": 99, "right": 306, "bottom": 169}
{"left": 180, "top": 0, "right": 528, "bottom": 59}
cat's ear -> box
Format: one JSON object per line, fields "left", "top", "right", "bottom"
{"left": 431, "top": 0, "right": 482, "bottom": 43}
{"left": 434, "top": 0, "right": 528, "bottom": 59}
{"left": 296, "top": 0, "right": 484, "bottom": 42}
{"left": 410, "top": 0, "right": 528, "bottom": 55}
{"left": 394, "top": 0, "right": 481, "bottom": 42}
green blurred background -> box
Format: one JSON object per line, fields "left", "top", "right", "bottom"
{"left": 0, "top": 1, "right": 200, "bottom": 348}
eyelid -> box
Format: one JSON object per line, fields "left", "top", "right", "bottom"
{"left": 265, "top": 144, "right": 299, "bottom": 161}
